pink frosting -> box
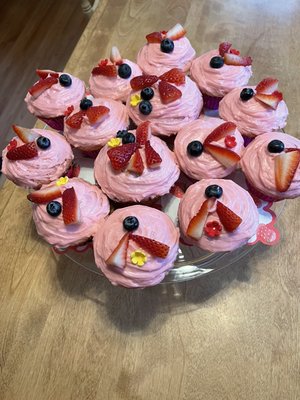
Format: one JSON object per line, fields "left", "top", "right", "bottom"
{"left": 93, "top": 205, "right": 179, "bottom": 288}
{"left": 126, "top": 76, "right": 203, "bottom": 136}
{"left": 219, "top": 86, "right": 288, "bottom": 136}
{"left": 25, "top": 73, "right": 86, "bottom": 118}
{"left": 240, "top": 132, "right": 300, "bottom": 199}
{"left": 174, "top": 116, "right": 244, "bottom": 180}
{"left": 137, "top": 37, "right": 195, "bottom": 75}
{"left": 63, "top": 97, "right": 129, "bottom": 150}
{"left": 190, "top": 49, "right": 252, "bottom": 97}
{"left": 89, "top": 59, "right": 143, "bottom": 102}
{"left": 94, "top": 133, "right": 180, "bottom": 202}
{"left": 32, "top": 178, "right": 110, "bottom": 247}
{"left": 2, "top": 129, "right": 74, "bottom": 189}
{"left": 178, "top": 179, "right": 259, "bottom": 252}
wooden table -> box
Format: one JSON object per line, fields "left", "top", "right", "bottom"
{"left": 1, "top": 1, "right": 300, "bottom": 399}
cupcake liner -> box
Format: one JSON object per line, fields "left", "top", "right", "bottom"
{"left": 80, "top": 149, "right": 100, "bottom": 159}
{"left": 246, "top": 179, "right": 281, "bottom": 202}
{"left": 203, "top": 94, "right": 223, "bottom": 110}
{"left": 38, "top": 116, "right": 64, "bottom": 132}
{"left": 242, "top": 135, "right": 255, "bottom": 147}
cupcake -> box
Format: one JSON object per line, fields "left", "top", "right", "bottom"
{"left": 137, "top": 23, "right": 195, "bottom": 75}
{"left": 219, "top": 78, "right": 288, "bottom": 138}
{"left": 240, "top": 132, "right": 300, "bottom": 201}
{"left": 2, "top": 125, "right": 73, "bottom": 189}
{"left": 94, "top": 121, "right": 180, "bottom": 202}
{"left": 93, "top": 205, "right": 179, "bottom": 288}
{"left": 178, "top": 179, "right": 259, "bottom": 252}
{"left": 126, "top": 69, "right": 203, "bottom": 136}
{"left": 89, "top": 46, "right": 143, "bottom": 102}
{"left": 25, "top": 69, "right": 86, "bottom": 131}
{"left": 63, "top": 96, "right": 129, "bottom": 152}
{"left": 28, "top": 177, "right": 110, "bottom": 247}
{"left": 174, "top": 117, "right": 244, "bottom": 180}
{"left": 190, "top": 42, "right": 252, "bottom": 110}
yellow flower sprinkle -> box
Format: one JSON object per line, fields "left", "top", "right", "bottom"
{"left": 130, "top": 93, "right": 142, "bottom": 107}
{"left": 107, "top": 137, "right": 122, "bottom": 148}
{"left": 56, "top": 176, "right": 69, "bottom": 186}
{"left": 130, "top": 250, "right": 147, "bottom": 267}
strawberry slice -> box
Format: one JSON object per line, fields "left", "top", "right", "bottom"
{"left": 219, "top": 42, "right": 232, "bottom": 56}
{"left": 158, "top": 80, "right": 182, "bottom": 104}
{"left": 216, "top": 201, "right": 242, "bottom": 232}
{"left": 275, "top": 150, "right": 300, "bottom": 192}
{"left": 256, "top": 78, "right": 279, "bottom": 94}
{"left": 86, "top": 105, "right": 109, "bottom": 124}
{"left": 110, "top": 46, "right": 123, "bottom": 64}
{"left": 36, "top": 69, "right": 59, "bottom": 79}
{"left": 127, "top": 149, "right": 144, "bottom": 175}
{"left": 223, "top": 53, "right": 252, "bottom": 66}
{"left": 62, "top": 187, "right": 80, "bottom": 225}
{"left": 166, "top": 23, "right": 186, "bottom": 40}
{"left": 146, "top": 31, "right": 163, "bottom": 43}
{"left": 106, "top": 233, "right": 129, "bottom": 268}
{"left": 130, "top": 75, "right": 159, "bottom": 91}
{"left": 6, "top": 142, "right": 38, "bottom": 160}
{"left": 64, "top": 105, "right": 74, "bottom": 117}
{"left": 107, "top": 143, "right": 138, "bottom": 171}
{"left": 12, "top": 125, "right": 40, "bottom": 144}
{"left": 130, "top": 234, "right": 169, "bottom": 259}
{"left": 65, "top": 111, "right": 85, "bottom": 129}
{"left": 136, "top": 121, "right": 151, "bottom": 145}
{"left": 204, "top": 122, "right": 237, "bottom": 145}
{"left": 205, "top": 144, "right": 240, "bottom": 167}
{"left": 91, "top": 64, "right": 117, "bottom": 77}
{"left": 28, "top": 76, "right": 58, "bottom": 99}
{"left": 145, "top": 140, "right": 162, "bottom": 168}
{"left": 255, "top": 91, "right": 283, "bottom": 110}
{"left": 230, "top": 48, "right": 240, "bottom": 55}
{"left": 159, "top": 68, "right": 185, "bottom": 85}
{"left": 187, "top": 199, "right": 214, "bottom": 240}
{"left": 27, "top": 185, "right": 62, "bottom": 204}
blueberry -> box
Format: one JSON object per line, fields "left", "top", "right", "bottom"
{"left": 187, "top": 141, "right": 203, "bottom": 157}
{"left": 209, "top": 56, "right": 224, "bottom": 69}
{"left": 122, "top": 132, "right": 135, "bottom": 144}
{"left": 37, "top": 136, "right": 51, "bottom": 150}
{"left": 267, "top": 140, "right": 285, "bottom": 153}
{"left": 80, "top": 98, "right": 93, "bottom": 110}
{"left": 240, "top": 88, "right": 255, "bottom": 101}
{"left": 59, "top": 74, "right": 72, "bottom": 87}
{"left": 205, "top": 185, "right": 223, "bottom": 199}
{"left": 46, "top": 201, "right": 62, "bottom": 217}
{"left": 118, "top": 63, "right": 132, "bottom": 79}
{"left": 116, "top": 130, "right": 128, "bottom": 139}
{"left": 139, "top": 100, "right": 152, "bottom": 115}
{"left": 141, "top": 87, "right": 154, "bottom": 101}
{"left": 123, "top": 216, "right": 139, "bottom": 231}
{"left": 160, "top": 38, "right": 174, "bottom": 53}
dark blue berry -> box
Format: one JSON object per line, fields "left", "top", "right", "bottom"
{"left": 118, "top": 63, "right": 132, "bottom": 79}
{"left": 116, "top": 130, "right": 128, "bottom": 139}
{"left": 160, "top": 38, "right": 174, "bottom": 53}
{"left": 267, "top": 140, "right": 285, "bottom": 153}
{"left": 80, "top": 98, "right": 93, "bottom": 110}
{"left": 59, "top": 74, "right": 72, "bottom": 87}
{"left": 46, "top": 201, "right": 62, "bottom": 217}
{"left": 209, "top": 56, "right": 224, "bottom": 69}
{"left": 205, "top": 185, "right": 223, "bottom": 199}
{"left": 240, "top": 88, "right": 254, "bottom": 101}
{"left": 139, "top": 100, "right": 152, "bottom": 115}
{"left": 123, "top": 216, "right": 139, "bottom": 231}
{"left": 122, "top": 132, "right": 135, "bottom": 144}
{"left": 141, "top": 87, "right": 154, "bottom": 101}
{"left": 37, "top": 136, "right": 51, "bottom": 150}
{"left": 187, "top": 141, "right": 203, "bottom": 157}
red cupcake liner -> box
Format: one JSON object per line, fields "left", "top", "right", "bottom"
{"left": 203, "top": 94, "right": 223, "bottom": 110}
{"left": 38, "top": 116, "right": 64, "bottom": 132}
{"left": 245, "top": 179, "right": 281, "bottom": 202}
{"left": 242, "top": 135, "right": 255, "bottom": 147}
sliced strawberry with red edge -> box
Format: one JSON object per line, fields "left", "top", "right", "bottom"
{"left": 216, "top": 201, "right": 242, "bottom": 232}
{"left": 106, "top": 233, "right": 129, "bottom": 268}
{"left": 224, "top": 53, "right": 252, "bottom": 66}
{"left": 110, "top": 46, "right": 122, "bottom": 64}
{"left": 136, "top": 121, "right": 151, "bottom": 145}
{"left": 205, "top": 144, "right": 240, "bottom": 167}
{"left": 256, "top": 78, "right": 279, "bottom": 94}
{"left": 145, "top": 140, "right": 162, "bottom": 168}
{"left": 275, "top": 150, "right": 300, "bottom": 192}
{"left": 107, "top": 143, "right": 138, "bottom": 171}
{"left": 230, "top": 48, "right": 240, "bottom": 55}
{"left": 64, "top": 105, "right": 74, "bottom": 117}
{"left": 127, "top": 149, "right": 144, "bottom": 175}
{"left": 62, "top": 187, "right": 80, "bottom": 225}
{"left": 159, "top": 68, "right": 185, "bottom": 85}
{"left": 12, "top": 125, "right": 40, "bottom": 144}
{"left": 86, "top": 105, "right": 110, "bottom": 124}
{"left": 36, "top": 69, "right": 59, "bottom": 79}
{"left": 6, "top": 142, "right": 38, "bottom": 160}
{"left": 255, "top": 91, "right": 283, "bottom": 110}
{"left": 186, "top": 199, "right": 215, "bottom": 240}
{"left": 146, "top": 31, "right": 163, "bottom": 43}
{"left": 130, "top": 234, "right": 169, "bottom": 259}
{"left": 219, "top": 42, "right": 232, "bottom": 56}
{"left": 130, "top": 75, "right": 159, "bottom": 91}
{"left": 28, "top": 76, "right": 58, "bottom": 99}
{"left": 91, "top": 64, "right": 117, "bottom": 77}
{"left": 27, "top": 185, "right": 62, "bottom": 204}
{"left": 7, "top": 139, "right": 17, "bottom": 151}
{"left": 204, "top": 122, "right": 237, "bottom": 145}
{"left": 158, "top": 80, "right": 182, "bottom": 104}
{"left": 166, "top": 23, "right": 186, "bottom": 40}
{"left": 66, "top": 110, "right": 85, "bottom": 129}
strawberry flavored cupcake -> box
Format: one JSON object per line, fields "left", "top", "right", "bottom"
{"left": 28, "top": 177, "right": 110, "bottom": 248}
{"left": 178, "top": 179, "right": 259, "bottom": 252}
{"left": 219, "top": 78, "right": 288, "bottom": 138}
{"left": 94, "top": 205, "right": 179, "bottom": 288}
{"left": 2, "top": 125, "right": 73, "bottom": 189}
{"left": 174, "top": 117, "right": 244, "bottom": 180}
{"left": 94, "top": 121, "right": 180, "bottom": 202}
{"left": 137, "top": 24, "right": 195, "bottom": 75}
{"left": 89, "top": 47, "right": 143, "bottom": 102}
{"left": 190, "top": 42, "right": 252, "bottom": 110}
{"left": 25, "top": 69, "right": 86, "bottom": 131}
{"left": 240, "top": 132, "right": 300, "bottom": 201}
{"left": 126, "top": 69, "right": 202, "bottom": 136}
{"left": 63, "top": 96, "right": 129, "bottom": 152}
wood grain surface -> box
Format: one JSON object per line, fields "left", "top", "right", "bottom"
{"left": 1, "top": 1, "right": 300, "bottom": 399}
